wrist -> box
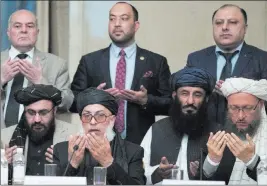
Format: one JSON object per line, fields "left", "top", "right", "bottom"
{"left": 70, "top": 160, "right": 79, "bottom": 169}
{"left": 208, "top": 154, "right": 221, "bottom": 164}
{"left": 101, "top": 157, "right": 114, "bottom": 167}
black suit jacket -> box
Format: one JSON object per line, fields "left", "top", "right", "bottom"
{"left": 70, "top": 45, "right": 172, "bottom": 144}
{"left": 187, "top": 42, "right": 267, "bottom": 124}
{"left": 53, "top": 140, "right": 146, "bottom": 185}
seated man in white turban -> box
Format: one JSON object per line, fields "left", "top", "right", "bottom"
{"left": 203, "top": 77, "right": 267, "bottom": 185}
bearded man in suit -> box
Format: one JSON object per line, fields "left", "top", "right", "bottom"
{"left": 70, "top": 2, "right": 172, "bottom": 145}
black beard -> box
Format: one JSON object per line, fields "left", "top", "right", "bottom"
{"left": 225, "top": 115, "right": 261, "bottom": 141}
{"left": 24, "top": 119, "right": 55, "bottom": 144}
{"left": 169, "top": 96, "right": 209, "bottom": 138}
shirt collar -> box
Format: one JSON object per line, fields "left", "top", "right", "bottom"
{"left": 9, "top": 46, "right": 35, "bottom": 60}
{"left": 111, "top": 42, "right": 136, "bottom": 58}
{"left": 215, "top": 42, "right": 244, "bottom": 55}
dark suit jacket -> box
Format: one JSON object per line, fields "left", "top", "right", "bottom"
{"left": 53, "top": 140, "right": 146, "bottom": 185}
{"left": 70, "top": 45, "right": 172, "bottom": 144}
{"left": 187, "top": 42, "right": 267, "bottom": 125}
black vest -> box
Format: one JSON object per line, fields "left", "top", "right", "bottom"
{"left": 150, "top": 117, "right": 208, "bottom": 180}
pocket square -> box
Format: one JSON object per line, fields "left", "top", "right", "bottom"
{"left": 143, "top": 71, "right": 153, "bottom": 78}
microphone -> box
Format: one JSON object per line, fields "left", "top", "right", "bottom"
{"left": 200, "top": 148, "right": 203, "bottom": 180}
{"left": 63, "top": 145, "right": 79, "bottom": 176}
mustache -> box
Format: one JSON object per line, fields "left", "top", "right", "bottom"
{"left": 182, "top": 104, "right": 197, "bottom": 110}
{"left": 31, "top": 123, "right": 46, "bottom": 129}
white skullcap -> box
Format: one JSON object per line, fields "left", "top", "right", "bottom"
{"left": 220, "top": 78, "right": 267, "bottom": 101}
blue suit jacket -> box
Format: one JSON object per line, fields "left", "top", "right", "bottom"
{"left": 186, "top": 42, "right": 267, "bottom": 125}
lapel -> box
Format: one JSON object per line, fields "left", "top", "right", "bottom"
{"left": 131, "top": 46, "right": 146, "bottom": 90}
{"left": 232, "top": 42, "right": 253, "bottom": 77}
{"left": 100, "top": 46, "right": 112, "bottom": 88}
{"left": 32, "top": 48, "right": 46, "bottom": 66}
{"left": 204, "top": 46, "right": 217, "bottom": 80}
{"left": 1, "top": 49, "right": 9, "bottom": 63}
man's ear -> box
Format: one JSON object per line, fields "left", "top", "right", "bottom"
{"left": 53, "top": 107, "right": 57, "bottom": 115}
{"left": 172, "top": 91, "right": 177, "bottom": 99}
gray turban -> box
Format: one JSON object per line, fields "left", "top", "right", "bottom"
{"left": 76, "top": 87, "right": 118, "bottom": 116}
{"left": 170, "top": 66, "right": 216, "bottom": 95}
{"left": 14, "top": 84, "right": 62, "bottom": 106}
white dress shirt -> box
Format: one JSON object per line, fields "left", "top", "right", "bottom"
{"left": 3, "top": 46, "right": 34, "bottom": 123}
{"left": 141, "top": 127, "right": 190, "bottom": 185}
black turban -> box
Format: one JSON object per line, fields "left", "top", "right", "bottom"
{"left": 170, "top": 66, "right": 215, "bottom": 95}
{"left": 14, "top": 84, "right": 62, "bottom": 106}
{"left": 76, "top": 87, "right": 118, "bottom": 116}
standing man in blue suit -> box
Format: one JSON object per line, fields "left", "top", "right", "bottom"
{"left": 187, "top": 4, "right": 267, "bottom": 125}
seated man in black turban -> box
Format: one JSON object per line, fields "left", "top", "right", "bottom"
{"left": 1, "top": 84, "right": 78, "bottom": 180}
{"left": 53, "top": 87, "right": 146, "bottom": 185}
{"left": 141, "top": 66, "right": 219, "bottom": 184}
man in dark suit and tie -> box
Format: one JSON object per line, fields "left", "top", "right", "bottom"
{"left": 186, "top": 4, "right": 267, "bottom": 125}
{"left": 70, "top": 2, "right": 172, "bottom": 145}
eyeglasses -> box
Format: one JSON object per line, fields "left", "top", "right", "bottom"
{"left": 81, "top": 113, "right": 112, "bottom": 123}
{"left": 25, "top": 107, "right": 54, "bottom": 118}
{"left": 228, "top": 100, "right": 260, "bottom": 115}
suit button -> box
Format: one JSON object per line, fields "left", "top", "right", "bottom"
{"left": 38, "top": 150, "right": 41, "bottom": 153}
{"left": 36, "top": 173, "right": 39, "bottom": 175}
{"left": 37, "top": 162, "right": 40, "bottom": 165}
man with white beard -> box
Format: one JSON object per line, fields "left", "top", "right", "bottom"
{"left": 53, "top": 87, "right": 146, "bottom": 185}
{"left": 204, "top": 77, "right": 267, "bottom": 185}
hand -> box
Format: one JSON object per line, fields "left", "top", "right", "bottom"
{"left": 1, "top": 58, "right": 20, "bottom": 85}
{"left": 18, "top": 58, "right": 42, "bottom": 84}
{"left": 68, "top": 134, "right": 86, "bottom": 168}
{"left": 225, "top": 133, "right": 255, "bottom": 163}
{"left": 4, "top": 144, "right": 17, "bottom": 164}
{"left": 97, "top": 83, "right": 121, "bottom": 98}
{"left": 157, "top": 157, "right": 175, "bottom": 179}
{"left": 120, "top": 85, "right": 148, "bottom": 105}
{"left": 190, "top": 161, "right": 199, "bottom": 177}
{"left": 86, "top": 133, "right": 113, "bottom": 167}
{"left": 207, "top": 131, "right": 227, "bottom": 163}
{"left": 213, "top": 80, "right": 224, "bottom": 96}
{"left": 45, "top": 145, "right": 54, "bottom": 163}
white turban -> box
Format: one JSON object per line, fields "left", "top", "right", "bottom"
{"left": 220, "top": 77, "right": 267, "bottom": 185}
{"left": 220, "top": 78, "right": 267, "bottom": 101}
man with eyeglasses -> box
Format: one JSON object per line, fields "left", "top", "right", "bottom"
{"left": 53, "top": 87, "right": 146, "bottom": 185}
{"left": 203, "top": 77, "right": 267, "bottom": 184}
{"left": 1, "top": 84, "right": 78, "bottom": 179}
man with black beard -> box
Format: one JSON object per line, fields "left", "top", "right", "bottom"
{"left": 1, "top": 84, "right": 78, "bottom": 178}
{"left": 141, "top": 67, "right": 216, "bottom": 184}
{"left": 204, "top": 78, "right": 267, "bottom": 185}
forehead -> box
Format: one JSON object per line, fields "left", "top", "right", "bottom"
{"left": 10, "top": 11, "right": 36, "bottom": 24}
{"left": 227, "top": 92, "right": 258, "bottom": 105}
{"left": 214, "top": 6, "right": 244, "bottom": 21}
{"left": 25, "top": 100, "right": 53, "bottom": 110}
{"left": 110, "top": 3, "right": 133, "bottom": 16}
{"left": 82, "top": 104, "right": 110, "bottom": 114}
{"left": 178, "top": 86, "right": 205, "bottom": 93}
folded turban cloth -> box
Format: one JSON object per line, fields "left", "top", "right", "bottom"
{"left": 14, "top": 84, "right": 62, "bottom": 106}
{"left": 76, "top": 87, "right": 118, "bottom": 116}
{"left": 170, "top": 66, "right": 215, "bottom": 94}
{"left": 220, "top": 78, "right": 267, "bottom": 101}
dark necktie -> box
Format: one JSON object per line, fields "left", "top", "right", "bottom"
{"left": 114, "top": 50, "right": 126, "bottom": 133}
{"left": 218, "top": 51, "right": 239, "bottom": 80}
{"left": 5, "top": 53, "right": 28, "bottom": 127}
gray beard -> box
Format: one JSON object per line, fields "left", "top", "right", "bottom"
{"left": 225, "top": 117, "right": 261, "bottom": 141}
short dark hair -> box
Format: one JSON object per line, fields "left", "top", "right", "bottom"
{"left": 115, "top": 2, "right": 139, "bottom": 21}
{"left": 212, "top": 4, "right": 247, "bottom": 24}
